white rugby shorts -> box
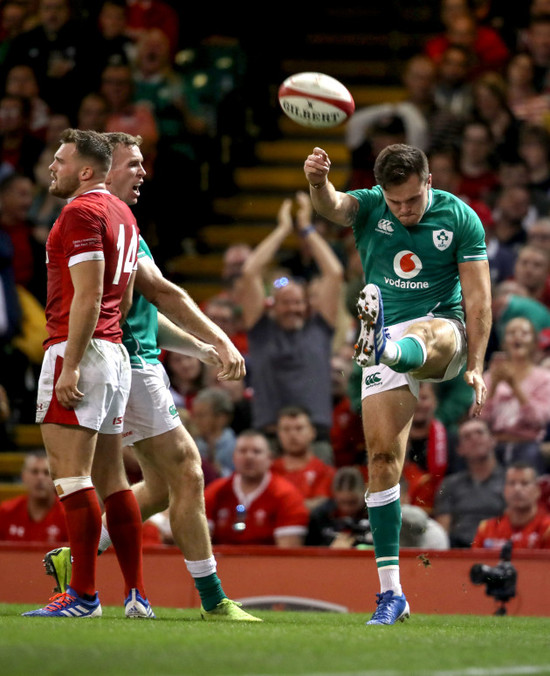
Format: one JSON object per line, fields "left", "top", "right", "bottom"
{"left": 361, "top": 315, "right": 467, "bottom": 400}
{"left": 122, "top": 362, "right": 181, "bottom": 447}
{"left": 36, "top": 339, "right": 131, "bottom": 433}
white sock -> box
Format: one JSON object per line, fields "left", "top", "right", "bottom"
{"left": 98, "top": 524, "right": 112, "bottom": 554}
{"left": 380, "top": 340, "right": 400, "bottom": 366}
{"left": 185, "top": 556, "right": 217, "bottom": 578}
{"left": 378, "top": 567, "right": 402, "bottom": 596}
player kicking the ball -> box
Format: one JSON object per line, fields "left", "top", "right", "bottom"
{"left": 304, "top": 144, "right": 491, "bottom": 625}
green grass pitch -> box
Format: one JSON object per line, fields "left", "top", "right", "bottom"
{"left": 1, "top": 604, "right": 549, "bottom": 676}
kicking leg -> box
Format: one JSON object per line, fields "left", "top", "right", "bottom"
{"left": 354, "top": 284, "right": 458, "bottom": 378}
{"left": 385, "top": 319, "right": 458, "bottom": 379}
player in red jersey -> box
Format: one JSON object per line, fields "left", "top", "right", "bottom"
{"left": 0, "top": 452, "right": 68, "bottom": 544}
{"left": 205, "top": 430, "right": 309, "bottom": 546}
{"left": 24, "top": 129, "right": 153, "bottom": 619}
{"left": 472, "top": 462, "right": 550, "bottom": 550}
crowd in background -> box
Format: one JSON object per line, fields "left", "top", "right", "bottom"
{"left": 1, "top": 0, "right": 550, "bottom": 552}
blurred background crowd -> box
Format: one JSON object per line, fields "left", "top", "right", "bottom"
{"left": 1, "top": 0, "right": 550, "bottom": 552}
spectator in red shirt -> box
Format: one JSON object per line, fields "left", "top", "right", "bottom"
{"left": 423, "top": 3, "right": 510, "bottom": 77}
{"left": 0, "top": 450, "right": 68, "bottom": 544}
{"left": 457, "top": 120, "right": 500, "bottom": 202}
{"left": 428, "top": 145, "right": 494, "bottom": 228}
{"left": 271, "top": 405, "right": 336, "bottom": 512}
{"left": 204, "top": 429, "right": 309, "bottom": 546}
{"left": 472, "top": 462, "right": 550, "bottom": 549}
{"left": 125, "top": 0, "right": 180, "bottom": 57}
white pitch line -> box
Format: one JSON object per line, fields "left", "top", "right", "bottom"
{"left": 238, "top": 667, "right": 550, "bottom": 676}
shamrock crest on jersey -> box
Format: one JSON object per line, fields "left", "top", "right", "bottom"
{"left": 433, "top": 229, "right": 453, "bottom": 251}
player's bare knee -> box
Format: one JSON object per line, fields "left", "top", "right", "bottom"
{"left": 167, "top": 446, "right": 204, "bottom": 496}
{"left": 407, "top": 320, "right": 456, "bottom": 367}
{"left": 182, "top": 460, "right": 205, "bottom": 494}
{"left": 406, "top": 323, "right": 434, "bottom": 352}
{"left": 368, "top": 450, "right": 400, "bottom": 483}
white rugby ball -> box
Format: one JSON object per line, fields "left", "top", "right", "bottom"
{"left": 278, "top": 72, "right": 355, "bottom": 128}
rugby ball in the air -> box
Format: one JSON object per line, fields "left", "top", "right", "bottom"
{"left": 278, "top": 72, "right": 355, "bottom": 128}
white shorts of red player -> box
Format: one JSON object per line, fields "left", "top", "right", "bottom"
{"left": 36, "top": 338, "right": 131, "bottom": 433}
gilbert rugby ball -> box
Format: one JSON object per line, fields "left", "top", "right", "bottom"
{"left": 278, "top": 72, "right": 355, "bottom": 128}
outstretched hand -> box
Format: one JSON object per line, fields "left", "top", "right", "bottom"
{"left": 464, "top": 368, "right": 487, "bottom": 417}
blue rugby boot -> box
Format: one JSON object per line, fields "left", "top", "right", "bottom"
{"left": 366, "top": 590, "right": 410, "bottom": 625}
{"left": 22, "top": 587, "right": 102, "bottom": 618}
{"left": 124, "top": 588, "right": 156, "bottom": 618}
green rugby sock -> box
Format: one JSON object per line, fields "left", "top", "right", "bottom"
{"left": 366, "top": 485, "right": 402, "bottom": 594}
{"left": 382, "top": 335, "right": 426, "bottom": 373}
{"left": 368, "top": 499, "right": 401, "bottom": 562}
{"left": 194, "top": 573, "right": 226, "bottom": 611}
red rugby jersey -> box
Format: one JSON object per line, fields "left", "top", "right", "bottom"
{"left": 0, "top": 495, "right": 68, "bottom": 544}
{"left": 44, "top": 190, "right": 139, "bottom": 348}
{"left": 271, "top": 455, "right": 335, "bottom": 502}
{"left": 204, "top": 472, "right": 309, "bottom": 545}
{"left": 472, "top": 509, "right": 550, "bottom": 550}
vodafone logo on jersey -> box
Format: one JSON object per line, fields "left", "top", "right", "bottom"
{"left": 393, "top": 250, "right": 423, "bottom": 279}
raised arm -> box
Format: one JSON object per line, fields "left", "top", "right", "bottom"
{"left": 459, "top": 259, "right": 492, "bottom": 416}
{"left": 237, "top": 198, "right": 294, "bottom": 329}
{"left": 304, "top": 147, "right": 359, "bottom": 227}
{"left": 135, "top": 256, "right": 245, "bottom": 381}
{"left": 294, "top": 191, "right": 344, "bottom": 327}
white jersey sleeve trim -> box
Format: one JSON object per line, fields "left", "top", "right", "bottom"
{"left": 68, "top": 251, "right": 105, "bottom": 267}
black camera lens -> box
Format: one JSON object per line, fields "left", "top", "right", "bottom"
{"left": 469, "top": 563, "right": 487, "bottom": 585}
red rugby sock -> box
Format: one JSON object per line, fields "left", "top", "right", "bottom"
{"left": 104, "top": 489, "right": 145, "bottom": 597}
{"left": 61, "top": 487, "right": 102, "bottom": 598}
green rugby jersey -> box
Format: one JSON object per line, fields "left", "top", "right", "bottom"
{"left": 122, "top": 236, "right": 160, "bottom": 368}
{"left": 348, "top": 185, "right": 487, "bottom": 325}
